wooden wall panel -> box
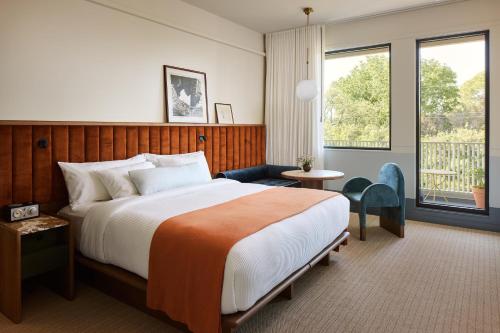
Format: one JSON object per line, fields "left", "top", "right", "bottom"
{"left": 233, "top": 128, "right": 240, "bottom": 170}
{"left": 149, "top": 127, "right": 160, "bottom": 154}
{"left": 245, "top": 127, "right": 251, "bottom": 168}
{"left": 196, "top": 127, "right": 205, "bottom": 152}
{"left": 239, "top": 128, "right": 246, "bottom": 168}
{"left": 160, "top": 127, "right": 170, "bottom": 154}
{"left": 32, "top": 126, "right": 52, "bottom": 203}
{"left": 251, "top": 127, "right": 257, "bottom": 166}
{"left": 219, "top": 128, "right": 227, "bottom": 171}
{"left": 51, "top": 126, "right": 69, "bottom": 203}
{"left": 204, "top": 127, "right": 212, "bottom": 172}
{"left": 261, "top": 127, "right": 266, "bottom": 164}
{"left": 0, "top": 126, "right": 13, "bottom": 206}
{"left": 256, "top": 127, "right": 261, "bottom": 165}
{"left": 226, "top": 127, "right": 234, "bottom": 170}
{"left": 138, "top": 127, "right": 149, "bottom": 154}
{"left": 69, "top": 126, "right": 85, "bottom": 162}
{"left": 99, "top": 127, "right": 113, "bottom": 161}
{"left": 113, "top": 127, "right": 127, "bottom": 160}
{"left": 212, "top": 127, "right": 220, "bottom": 174}
{"left": 12, "top": 126, "right": 32, "bottom": 203}
{"left": 189, "top": 127, "right": 197, "bottom": 152}
{"left": 85, "top": 126, "right": 99, "bottom": 162}
{"left": 180, "top": 127, "right": 189, "bottom": 154}
{"left": 126, "top": 127, "right": 138, "bottom": 158}
{"left": 0, "top": 123, "right": 264, "bottom": 208}
{"left": 170, "top": 127, "right": 180, "bottom": 154}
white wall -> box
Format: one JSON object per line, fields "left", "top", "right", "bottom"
{"left": 0, "top": 0, "right": 265, "bottom": 124}
{"left": 324, "top": 0, "right": 500, "bottom": 207}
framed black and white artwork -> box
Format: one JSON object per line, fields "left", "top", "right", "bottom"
{"left": 164, "top": 65, "right": 208, "bottom": 123}
{"left": 215, "top": 103, "right": 234, "bottom": 124}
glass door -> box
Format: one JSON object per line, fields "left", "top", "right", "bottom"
{"left": 416, "top": 31, "right": 489, "bottom": 213}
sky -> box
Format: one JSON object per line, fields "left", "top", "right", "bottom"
{"left": 324, "top": 39, "right": 485, "bottom": 89}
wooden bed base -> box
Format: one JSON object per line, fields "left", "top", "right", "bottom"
{"left": 76, "top": 230, "right": 349, "bottom": 333}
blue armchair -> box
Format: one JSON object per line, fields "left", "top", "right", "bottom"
{"left": 342, "top": 163, "right": 405, "bottom": 241}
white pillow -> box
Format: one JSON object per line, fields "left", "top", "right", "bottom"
{"left": 58, "top": 155, "right": 146, "bottom": 208}
{"left": 129, "top": 163, "right": 211, "bottom": 196}
{"left": 144, "top": 151, "right": 211, "bottom": 181}
{"left": 95, "top": 162, "right": 155, "bottom": 199}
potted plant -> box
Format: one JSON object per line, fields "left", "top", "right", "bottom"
{"left": 297, "top": 155, "right": 314, "bottom": 172}
{"left": 471, "top": 168, "right": 485, "bottom": 209}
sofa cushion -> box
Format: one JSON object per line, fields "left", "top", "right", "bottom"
{"left": 251, "top": 178, "right": 301, "bottom": 187}
{"left": 215, "top": 164, "right": 301, "bottom": 187}
{"left": 266, "top": 165, "right": 301, "bottom": 178}
{"left": 216, "top": 165, "right": 268, "bottom": 183}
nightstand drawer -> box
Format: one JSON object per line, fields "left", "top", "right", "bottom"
{"left": 21, "top": 227, "right": 67, "bottom": 253}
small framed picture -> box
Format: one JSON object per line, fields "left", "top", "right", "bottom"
{"left": 164, "top": 65, "right": 208, "bottom": 123}
{"left": 215, "top": 103, "right": 234, "bottom": 124}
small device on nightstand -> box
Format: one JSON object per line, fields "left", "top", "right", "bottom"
{"left": 4, "top": 203, "right": 40, "bottom": 222}
{"left": 0, "top": 213, "right": 74, "bottom": 323}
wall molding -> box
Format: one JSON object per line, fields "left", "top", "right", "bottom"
{"left": 85, "top": 0, "right": 266, "bottom": 57}
{"left": 326, "top": 13, "right": 500, "bottom": 52}
{"left": 0, "top": 120, "right": 264, "bottom": 127}
{"left": 326, "top": 0, "right": 470, "bottom": 26}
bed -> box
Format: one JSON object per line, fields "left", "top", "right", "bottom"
{"left": 0, "top": 122, "right": 350, "bottom": 332}
{"left": 59, "top": 179, "right": 350, "bottom": 332}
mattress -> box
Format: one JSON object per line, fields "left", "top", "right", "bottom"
{"left": 77, "top": 179, "right": 350, "bottom": 314}
{"left": 58, "top": 202, "right": 102, "bottom": 247}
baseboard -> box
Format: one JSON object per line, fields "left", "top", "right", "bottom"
{"left": 405, "top": 199, "right": 500, "bottom": 233}
{"left": 337, "top": 190, "right": 500, "bottom": 233}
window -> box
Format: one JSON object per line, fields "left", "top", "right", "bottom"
{"left": 324, "top": 44, "right": 391, "bottom": 149}
{"left": 416, "top": 31, "right": 489, "bottom": 213}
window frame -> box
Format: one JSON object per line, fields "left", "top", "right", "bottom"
{"left": 323, "top": 43, "right": 392, "bottom": 151}
{"left": 415, "top": 30, "right": 490, "bottom": 215}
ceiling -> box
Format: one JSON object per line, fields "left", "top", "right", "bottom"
{"left": 180, "top": 0, "right": 462, "bottom": 33}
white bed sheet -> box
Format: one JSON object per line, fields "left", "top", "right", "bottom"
{"left": 78, "top": 179, "right": 350, "bottom": 314}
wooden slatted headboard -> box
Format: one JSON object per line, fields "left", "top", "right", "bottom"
{"left": 0, "top": 121, "right": 266, "bottom": 211}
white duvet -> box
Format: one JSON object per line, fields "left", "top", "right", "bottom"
{"left": 79, "top": 179, "right": 350, "bottom": 314}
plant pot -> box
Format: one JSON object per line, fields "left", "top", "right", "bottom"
{"left": 472, "top": 186, "right": 485, "bottom": 209}
{"left": 302, "top": 163, "right": 312, "bottom": 172}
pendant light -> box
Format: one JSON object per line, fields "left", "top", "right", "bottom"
{"left": 295, "top": 7, "right": 318, "bottom": 101}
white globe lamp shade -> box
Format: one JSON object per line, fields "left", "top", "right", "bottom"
{"left": 296, "top": 79, "right": 318, "bottom": 101}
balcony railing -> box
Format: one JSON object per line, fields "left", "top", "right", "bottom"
{"left": 420, "top": 142, "right": 484, "bottom": 194}
{"left": 324, "top": 140, "right": 389, "bottom": 148}
{"left": 324, "top": 140, "right": 484, "bottom": 195}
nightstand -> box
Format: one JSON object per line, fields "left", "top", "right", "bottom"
{"left": 0, "top": 213, "right": 74, "bottom": 323}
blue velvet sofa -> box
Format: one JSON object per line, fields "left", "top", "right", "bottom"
{"left": 215, "top": 165, "right": 301, "bottom": 187}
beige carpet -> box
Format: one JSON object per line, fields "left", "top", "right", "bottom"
{"left": 1, "top": 214, "right": 499, "bottom": 333}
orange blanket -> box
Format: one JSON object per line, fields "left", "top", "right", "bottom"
{"left": 147, "top": 187, "right": 339, "bottom": 333}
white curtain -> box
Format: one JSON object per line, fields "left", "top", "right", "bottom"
{"left": 265, "top": 25, "right": 325, "bottom": 168}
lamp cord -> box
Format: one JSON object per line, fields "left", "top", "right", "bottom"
{"left": 306, "top": 48, "right": 309, "bottom": 79}
{"left": 305, "top": 10, "right": 310, "bottom": 80}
